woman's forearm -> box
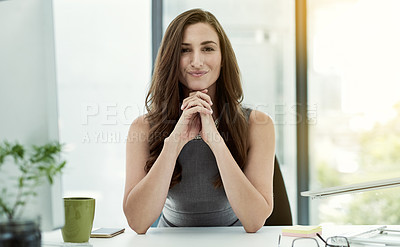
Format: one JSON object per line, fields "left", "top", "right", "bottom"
{"left": 209, "top": 136, "right": 272, "bottom": 233}
{"left": 124, "top": 138, "right": 182, "bottom": 234}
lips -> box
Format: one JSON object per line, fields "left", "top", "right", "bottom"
{"left": 188, "top": 70, "right": 208, "bottom": 77}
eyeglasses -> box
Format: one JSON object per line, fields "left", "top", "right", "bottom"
{"left": 316, "top": 233, "right": 350, "bottom": 247}
{"left": 278, "top": 233, "right": 350, "bottom": 247}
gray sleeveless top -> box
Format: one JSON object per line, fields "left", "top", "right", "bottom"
{"left": 158, "top": 108, "right": 252, "bottom": 227}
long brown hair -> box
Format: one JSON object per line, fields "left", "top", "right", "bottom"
{"left": 145, "top": 8, "right": 248, "bottom": 188}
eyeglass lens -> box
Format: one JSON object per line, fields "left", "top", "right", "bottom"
{"left": 292, "top": 238, "right": 320, "bottom": 247}
{"left": 326, "top": 236, "right": 350, "bottom": 247}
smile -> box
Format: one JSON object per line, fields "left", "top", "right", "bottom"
{"left": 188, "top": 70, "right": 208, "bottom": 77}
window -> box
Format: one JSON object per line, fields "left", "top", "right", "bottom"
{"left": 308, "top": 0, "right": 400, "bottom": 224}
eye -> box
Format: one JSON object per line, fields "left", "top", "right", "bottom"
{"left": 181, "top": 48, "right": 191, "bottom": 53}
{"left": 203, "top": 47, "right": 215, "bottom": 52}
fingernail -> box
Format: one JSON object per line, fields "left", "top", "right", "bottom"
{"left": 181, "top": 105, "right": 184, "bottom": 110}
{"left": 210, "top": 109, "right": 213, "bottom": 114}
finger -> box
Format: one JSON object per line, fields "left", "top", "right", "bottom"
{"left": 181, "top": 97, "right": 193, "bottom": 110}
{"left": 181, "top": 94, "right": 198, "bottom": 109}
{"left": 181, "top": 96, "right": 212, "bottom": 111}
{"left": 184, "top": 97, "right": 212, "bottom": 110}
{"left": 182, "top": 91, "right": 213, "bottom": 109}
{"left": 196, "top": 91, "right": 213, "bottom": 106}
{"left": 182, "top": 100, "right": 213, "bottom": 114}
{"left": 188, "top": 91, "right": 212, "bottom": 105}
{"left": 183, "top": 105, "right": 213, "bottom": 116}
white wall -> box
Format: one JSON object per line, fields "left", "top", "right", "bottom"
{"left": 0, "top": 0, "right": 58, "bottom": 143}
{"left": 0, "top": 0, "right": 63, "bottom": 230}
{"left": 53, "top": 0, "right": 152, "bottom": 229}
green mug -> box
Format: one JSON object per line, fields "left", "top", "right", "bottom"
{"left": 61, "top": 197, "right": 95, "bottom": 243}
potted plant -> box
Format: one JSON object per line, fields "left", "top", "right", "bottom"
{"left": 0, "top": 140, "right": 66, "bottom": 246}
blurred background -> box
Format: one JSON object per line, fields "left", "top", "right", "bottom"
{"left": 307, "top": 0, "right": 400, "bottom": 225}
{"left": 52, "top": 0, "right": 297, "bottom": 228}
{"left": 53, "top": 0, "right": 400, "bottom": 227}
{"left": 2, "top": 0, "right": 399, "bottom": 228}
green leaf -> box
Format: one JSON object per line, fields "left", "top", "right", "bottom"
{"left": 15, "top": 201, "right": 26, "bottom": 206}
{"left": 38, "top": 165, "right": 47, "bottom": 171}
{"left": 0, "top": 140, "right": 66, "bottom": 219}
{"left": 11, "top": 144, "right": 24, "bottom": 160}
{"left": 0, "top": 197, "right": 12, "bottom": 216}
{"left": 18, "top": 177, "right": 24, "bottom": 188}
{"left": 47, "top": 174, "right": 53, "bottom": 185}
{"left": 26, "top": 176, "right": 37, "bottom": 180}
{"left": 19, "top": 166, "right": 28, "bottom": 173}
{"left": 57, "top": 161, "right": 67, "bottom": 171}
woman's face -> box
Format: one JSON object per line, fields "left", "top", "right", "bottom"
{"left": 179, "top": 22, "right": 222, "bottom": 93}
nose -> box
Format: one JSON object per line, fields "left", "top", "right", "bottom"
{"left": 190, "top": 50, "right": 203, "bottom": 68}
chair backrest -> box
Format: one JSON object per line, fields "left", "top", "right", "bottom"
{"left": 264, "top": 156, "right": 293, "bottom": 226}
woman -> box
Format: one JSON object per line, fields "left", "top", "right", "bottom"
{"left": 123, "top": 8, "right": 275, "bottom": 234}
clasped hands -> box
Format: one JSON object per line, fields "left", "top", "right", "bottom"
{"left": 169, "top": 89, "right": 220, "bottom": 147}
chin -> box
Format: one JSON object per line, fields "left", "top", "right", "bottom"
{"left": 186, "top": 84, "right": 209, "bottom": 92}
{"left": 191, "top": 87, "right": 208, "bottom": 91}
{"left": 180, "top": 80, "right": 215, "bottom": 93}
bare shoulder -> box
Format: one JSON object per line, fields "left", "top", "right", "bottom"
{"left": 248, "top": 110, "right": 274, "bottom": 129}
{"left": 247, "top": 110, "right": 275, "bottom": 143}
{"left": 127, "top": 114, "right": 150, "bottom": 143}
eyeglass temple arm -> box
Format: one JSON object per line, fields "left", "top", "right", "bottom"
{"left": 316, "top": 233, "right": 327, "bottom": 244}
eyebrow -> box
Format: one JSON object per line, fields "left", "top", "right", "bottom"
{"left": 181, "top": 41, "right": 218, "bottom": 46}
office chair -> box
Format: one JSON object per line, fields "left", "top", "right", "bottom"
{"left": 264, "top": 155, "right": 293, "bottom": 226}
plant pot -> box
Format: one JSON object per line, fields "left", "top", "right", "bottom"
{"left": 0, "top": 218, "right": 41, "bottom": 247}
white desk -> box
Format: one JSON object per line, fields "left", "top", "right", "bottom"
{"left": 43, "top": 227, "right": 281, "bottom": 247}
{"left": 42, "top": 225, "right": 399, "bottom": 247}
